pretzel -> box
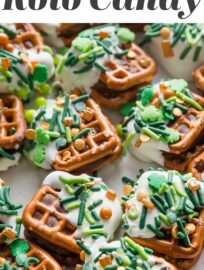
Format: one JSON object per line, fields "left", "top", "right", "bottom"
{"left": 0, "top": 241, "right": 62, "bottom": 269}
{"left": 187, "top": 151, "right": 204, "bottom": 181}
{"left": 12, "top": 23, "right": 44, "bottom": 51}
{"left": 123, "top": 169, "right": 204, "bottom": 269}
{"left": 54, "top": 98, "right": 122, "bottom": 173}
{"left": 23, "top": 172, "right": 123, "bottom": 266}
{"left": 100, "top": 43, "right": 157, "bottom": 91}
{"left": 24, "top": 95, "right": 122, "bottom": 173}
{"left": 193, "top": 65, "right": 204, "bottom": 92}
{"left": 0, "top": 95, "right": 27, "bottom": 149}
{"left": 164, "top": 144, "right": 204, "bottom": 173}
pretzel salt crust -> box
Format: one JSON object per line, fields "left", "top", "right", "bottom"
{"left": 81, "top": 237, "right": 176, "bottom": 270}
{"left": 123, "top": 169, "right": 204, "bottom": 269}
{"left": 57, "top": 25, "right": 156, "bottom": 108}
{"left": 142, "top": 23, "right": 204, "bottom": 81}
{"left": 24, "top": 95, "right": 121, "bottom": 173}
{"left": 0, "top": 241, "right": 62, "bottom": 270}
{"left": 0, "top": 95, "right": 27, "bottom": 171}
{"left": 0, "top": 23, "right": 54, "bottom": 99}
{"left": 193, "top": 65, "right": 204, "bottom": 92}
{"left": 23, "top": 171, "right": 122, "bottom": 266}
{"left": 123, "top": 80, "right": 204, "bottom": 173}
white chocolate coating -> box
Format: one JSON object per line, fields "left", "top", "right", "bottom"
{"left": 85, "top": 238, "right": 171, "bottom": 270}
{"left": 146, "top": 27, "right": 204, "bottom": 81}
{"left": 0, "top": 152, "right": 21, "bottom": 172}
{"left": 0, "top": 49, "right": 54, "bottom": 94}
{"left": 43, "top": 171, "right": 123, "bottom": 246}
{"left": 124, "top": 170, "right": 204, "bottom": 239}
{"left": 57, "top": 26, "right": 119, "bottom": 94}
{"left": 35, "top": 23, "right": 64, "bottom": 49}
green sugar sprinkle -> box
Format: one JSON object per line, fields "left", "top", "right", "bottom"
{"left": 82, "top": 228, "right": 105, "bottom": 236}
{"left": 76, "top": 240, "right": 91, "bottom": 255}
{"left": 73, "top": 128, "right": 90, "bottom": 141}
{"left": 88, "top": 199, "right": 103, "bottom": 211}
{"left": 139, "top": 206, "right": 147, "bottom": 229}
{"left": 0, "top": 148, "right": 15, "bottom": 160}
{"left": 124, "top": 237, "right": 148, "bottom": 261}
{"left": 59, "top": 175, "right": 90, "bottom": 185}
{"left": 78, "top": 201, "right": 86, "bottom": 226}
{"left": 72, "top": 94, "right": 89, "bottom": 104}
{"left": 66, "top": 201, "right": 81, "bottom": 211}
{"left": 147, "top": 224, "right": 164, "bottom": 238}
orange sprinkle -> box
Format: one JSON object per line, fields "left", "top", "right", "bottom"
{"left": 99, "top": 30, "right": 109, "bottom": 39}
{"left": 106, "top": 190, "right": 117, "bottom": 201}
{"left": 1, "top": 57, "right": 11, "bottom": 69}
{"left": 99, "top": 256, "right": 112, "bottom": 267}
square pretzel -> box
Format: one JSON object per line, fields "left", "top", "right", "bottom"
{"left": 0, "top": 95, "right": 26, "bottom": 149}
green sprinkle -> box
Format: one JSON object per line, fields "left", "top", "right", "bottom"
{"left": 155, "top": 216, "right": 161, "bottom": 228}
{"left": 175, "top": 91, "right": 203, "bottom": 111}
{"left": 73, "top": 64, "right": 92, "bottom": 74}
{"left": 159, "top": 183, "right": 168, "bottom": 194}
{"left": 158, "top": 213, "right": 171, "bottom": 226}
{"left": 0, "top": 148, "right": 15, "bottom": 160}
{"left": 185, "top": 187, "right": 199, "bottom": 207}
{"left": 55, "top": 137, "right": 67, "bottom": 150}
{"left": 164, "top": 190, "right": 174, "bottom": 208}
{"left": 91, "top": 210, "right": 100, "bottom": 221}
{"left": 172, "top": 182, "right": 187, "bottom": 197}
{"left": 33, "top": 64, "right": 48, "bottom": 83}
{"left": 78, "top": 201, "right": 86, "bottom": 226}
{"left": 59, "top": 175, "right": 90, "bottom": 185}
{"left": 152, "top": 194, "right": 169, "bottom": 210}
{"left": 147, "top": 224, "right": 164, "bottom": 238}
{"left": 90, "top": 224, "right": 103, "bottom": 229}
{"left": 76, "top": 240, "right": 91, "bottom": 255}
{"left": 46, "top": 131, "right": 60, "bottom": 138}
{"left": 61, "top": 95, "right": 70, "bottom": 120}
{"left": 49, "top": 109, "right": 58, "bottom": 131}
{"left": 64, "top": 184, "right": 74, "bottom": 194}
{"left": 150, "top": 196, "right": 166, "bottom": 214}
{"left": 139, "top": 85, "right": 154, "bottom": 106}
{"left": 66, "top": 201, "right": 80, "bottom": 210}
{"left": 99, "top": 246, "right": 117, "bottom": 252}
{"left": 105, "top": 265, "right": 117, "bottom": 270}
{"left": 72, "top": 94, "right": 89, "bottom": 104}
{"left": 180, "top": 45, "right": 192, "bottom": 60}
{"left": 0, "top": 24, "right": 17, "bottom": 37}
{"left": 88, "top": 199, "right": 103, "bottom": 210}
{"left": 35, "top": 108, "right": 46, "bottom": 121}
{"left": 141, "top": 127, "right": 160, "bottom": 141}
{"left": 117, "top": 27, "right": 136, "bottom": 42}
{"left": 139, "top": 206, "right": 147, "bottom": 229}
{"left": 60, "top": 196, "right": 77, "bottom": 204}
{"left": 124, "top": 237, "right": 148, "bottom": 261}
{"left": 94, "top": 61, "right": 108, "bottom": 72}
{"left": 82, "top": 228, "right": 105, "bottom": 236}
{"left": 148, "top": 173, "right": 169, "bottom": 191}
{"left": 122, "top": 132, "right": 135, "bottom": 154}
{"left": 74, "top": 185, "right": 86, "bottom": 197}
{"left": 12, "top": 65, "right": 29, "bottom": 84}
{"left": 73, "top": 128, "right": 90, "bottom": 141}
{"left": 196, "top": 186, "right": 204, "bottom": 206}
{"left": 176, "top": 218, "right": 190, "bottom": 247}
{"left": 128, "top": 205, "right": 138, "bottom": 220}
